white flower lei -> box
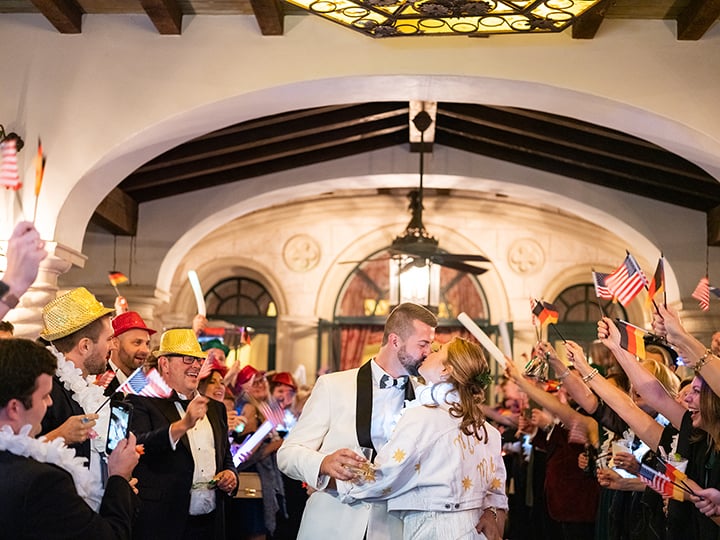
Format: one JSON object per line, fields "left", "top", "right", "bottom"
{"left": 0, "top": 424, "right": 103, "bottom": 510}
{"left": 49, "top": 345, "right": 108, "bottom": 416}
{"left": 48, "top": 345, "right": 110, "bottom": 509}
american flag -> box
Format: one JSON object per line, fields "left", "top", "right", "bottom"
{"left": 605, "top": 253, "right": 648, "bottom": 306}
{"left": 94, "top": 368, "right": 116, "bottom": 389}
{"left": 692, "top": 276, "right": 710, "bottom": 311}
{"left": 638, "top": 464, "right": 672, "bottom": 498}
{"left": 592, "top": 271, "right": 614, "bottom": 300}
{"left": 117, "top": 367, "right": 172, "bottom": 398}
{"left": 0, "top": 139, "right": 21, "bottom": 190}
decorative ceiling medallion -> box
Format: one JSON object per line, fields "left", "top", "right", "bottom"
{"left": 508, "top": 238, "right": 544, "bottom": 275}
{"left": 283, "top": 0, "right": 604, "bottom": 38}
{"left": 283, "top": 234, "right": 321, "bottom": 273}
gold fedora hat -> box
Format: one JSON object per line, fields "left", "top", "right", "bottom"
{"left": 40, "top": 287, "right": 115, "bottom": 341}
{"left": 153, "top": 328, "right": 207, "bottom": 359}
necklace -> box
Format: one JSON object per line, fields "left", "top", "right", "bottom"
{"left": 0, "top": 424, "right": 103, "bottom": 510}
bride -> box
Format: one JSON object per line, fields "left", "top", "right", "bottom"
{"left": 338, "top": 337, "right": 507, "bottom": 540}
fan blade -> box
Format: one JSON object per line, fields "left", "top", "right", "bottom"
{"left": 432, "top": 259, "right": 488, "bottom": 275}
{"left": 431, "top": 253, "right": 490, "bottom": 263}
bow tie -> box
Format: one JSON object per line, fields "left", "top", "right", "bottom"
{"left": 379, "top": 374, "right": 409, "bottom": 390}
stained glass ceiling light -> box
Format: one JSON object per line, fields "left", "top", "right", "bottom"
{"left": 283, "top": 0, "right": 603, "bottom": 38}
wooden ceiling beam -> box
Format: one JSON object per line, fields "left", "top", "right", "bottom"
{"left": 249, "top": 0, "right": 285, "bottom": 35}
{"left": 29, "top": 0, "right": 82, "bottom": 33}
{"left": 123, "top": 120, "right": 407, "bottom": 190}
{"left": 440, "top": 130, "right": 717, "bottom": 211}
{"left": 437, "top": 108, "right": 715, "bottom": 183}
{"left": 136, "top": 104, "right": 408, "bottom": 172}
{"left": 127, "top": 131, "right": 406, "bottom": 202}
{"left": 91, "top": 188, "right": 138, "bottom": 236}
{"left": 139, "top": 0, "right": 183, "bottom": 35}
{"left": 677, "top": 0, "right": 720, "bottom": 40}
{"left": 572, "top": 0, "right": 611, "bottom": 39}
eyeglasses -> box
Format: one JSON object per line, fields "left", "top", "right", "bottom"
{"left": 167, "top": 355, "right": 205, "bottom": 365}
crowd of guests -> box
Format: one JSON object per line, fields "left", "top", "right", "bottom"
{"left": 3, "top": 219, "right": 720, "bottom": 540}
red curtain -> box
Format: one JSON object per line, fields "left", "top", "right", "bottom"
{"left": 339, "top": 325, "right": 384, "bottom": 371}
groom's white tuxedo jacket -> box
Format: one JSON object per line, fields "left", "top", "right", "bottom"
{"left": 278, "top": 362, "right": 413, "bottom": 539}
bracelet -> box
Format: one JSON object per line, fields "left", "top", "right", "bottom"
{"left": 582, "top": 368, "right": 599, "bottom": 383}
{"left": 695, "top": 349, "right": 714, "bottom": 372}
{"left": 484, "top": 506, "right": 498, "bottom": 521}
{"left": 557, "top": 368, "right": 571, "bottom": 381}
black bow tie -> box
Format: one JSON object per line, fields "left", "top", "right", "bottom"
{"left": 379, "top": 374, "right": 409, "bottom": 390}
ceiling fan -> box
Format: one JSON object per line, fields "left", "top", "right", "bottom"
{"left": 388, "top": 109, "right": 491, "bottom": 276}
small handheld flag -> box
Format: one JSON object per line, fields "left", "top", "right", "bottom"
{"left": 592, "top": 271, "right": 614, "bottom": 300}
{"left": 0, "top": 138, "right": 21, "bottom": 190}
{"left": 606, "top": 253, "right": 648, "bottom": 307}
{"left": 108, "top": 270, "right": 129, "bottom": 299}
{"left": 117, "top": 367, "right": 173, "bottom": 398}
{"left": 531, "top": 299, "right": 559, "bottom": 327}
{"left": 692, "top": 276, "right": 710, "bottom": 311}
{"left": 646, "top": 257, "right": 665, "bottom": 310}
{"left": 32, "top": 138, "right": 46, "bottom": 223}
{"left": 614, "top": 319, "right": 646, "bottom": 359}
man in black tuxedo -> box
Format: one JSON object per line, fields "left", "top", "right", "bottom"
{"left": 128, "top": 328, "right": 238, "bottom": 540}
{"left": 104, "top": 311, "right": 157, "bottom": 397}
{"left": 0, "top": 338, "right": 140, "bottom": 539}
{"left": 39, "top": 287, "right": 117, "bottom": 472}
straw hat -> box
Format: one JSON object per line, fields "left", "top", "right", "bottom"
{"left": 40, "top": 287, "right": 115, "bottom": 341}
{"left": 152, "top": 328, "right": 207, "bottom": 359}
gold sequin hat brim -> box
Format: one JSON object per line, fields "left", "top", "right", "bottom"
{"left": 40, "top": 287, "right": 114, "bottom": 341}
{"left": 152, "top": 328, "right": 207, "bottom": 359}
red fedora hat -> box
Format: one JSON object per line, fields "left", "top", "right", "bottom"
{"left": 112, "top": 311, "right": 157, "bottom": 337}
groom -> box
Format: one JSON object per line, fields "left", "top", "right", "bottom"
{"left": 278, "top": 302, "right": 437, "bottom": 539}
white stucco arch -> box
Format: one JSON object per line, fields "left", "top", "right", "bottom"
{"left": 57, "top": 73, "right": 720, "bottom": 254}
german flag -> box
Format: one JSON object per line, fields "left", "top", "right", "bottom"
{"left": 615, "top": 319, "right": 646, "bottom": 359}
{"left": 532, "top": 299, "right": 559, "bottom": 327}
{"left": 108, "top": 271, "right": 129, "bottom": 287}
{"left": 645, "top": 257, "right": 665, "bottom": 309}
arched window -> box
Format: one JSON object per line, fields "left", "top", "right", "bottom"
{"left": 328, "top": 248, "right": 494, "bottom": 371}
{"left": 204, "top": 277, "right": 277, "bottom": 371}
{"left": 551, "top": 283, "right": 627, "bottom": 359}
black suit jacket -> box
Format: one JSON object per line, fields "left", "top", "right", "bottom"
{"left": 127, "top": 395, "right": 237, "bottom": 540}
{"left": 0, "top": 450, "right": 138, "bottom": 539}
{"left": 40, "top": 376, "right": 91, "bottom": 465}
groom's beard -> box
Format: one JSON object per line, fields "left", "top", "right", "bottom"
{"left": 399, "top": 345, "right": 425, "bottom": 377}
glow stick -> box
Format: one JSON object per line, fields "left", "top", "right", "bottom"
{"left": 498, "top": 320, "right": 512, "bottom": 357}
{"left": 458, "top": 312, "right": 507, "bottom": 369}
{"left": 187, "top": 270, "right": 206, "bottom": 316}
{"left": 233, "top": 420, "right": 273, "bottom": 467}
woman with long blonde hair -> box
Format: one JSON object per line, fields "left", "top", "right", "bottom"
{"left": 338, "top": 337, "right": 508, "bottom": 540}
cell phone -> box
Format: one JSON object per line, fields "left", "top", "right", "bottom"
{"left": 106, "top": 401, "right": 133, "bottom": 454}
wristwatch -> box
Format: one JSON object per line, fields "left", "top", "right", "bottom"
{"left": 0, "top": 280, "right": 19, "bottom": 308}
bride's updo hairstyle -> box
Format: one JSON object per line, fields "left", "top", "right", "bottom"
{"left": 443, "top": 337, "right": 491, "bottom": 442}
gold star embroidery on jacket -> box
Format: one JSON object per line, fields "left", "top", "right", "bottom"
{"left": 490, "top": 477, "right": 502, "bottom": 491}
{"left": 462, "top": 476, "right": 473, "bottom": 491}
{"left": 393, "top": 448, "right": 406, "bottom": 463}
